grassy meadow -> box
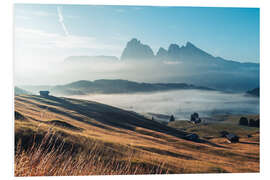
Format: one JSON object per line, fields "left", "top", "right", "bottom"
{"left": 14, "top": 95, "right": 259, "bottom": 176}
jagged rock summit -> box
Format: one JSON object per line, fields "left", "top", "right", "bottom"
{"left": 65, "top": 37, "right": 259, "bottom": 71}
{"left": 120, "top": 38, "right": 214, "bottom": 62}
{"left": 156, "top": 47, "right": 168, "bottom": 59}
{"left": 120, "top": 38, "right": 155, "bottom": 60}
{"left": 156, "top": 41, "right": 214, "bottom": 61}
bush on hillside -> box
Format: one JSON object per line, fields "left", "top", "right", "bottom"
{"left": 239, "top": 117, "right": 248, "bottom": 126}
{"left": 249, "top": 119, "right": 256, "bottom": 127}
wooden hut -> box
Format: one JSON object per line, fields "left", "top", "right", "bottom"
{"left": 39, "top": 91, "right": 50, "bottom": 96}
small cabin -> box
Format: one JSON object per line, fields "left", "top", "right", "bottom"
{"left": 39, "top": 91, "right": 50, "bottom": 96}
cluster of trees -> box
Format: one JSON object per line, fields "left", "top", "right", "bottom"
{"left": 239, "top": 117, "right": 259, "bottom": 127}
{"left": 169, "top": 115, "right": 175, "bottom": 122}
{"left": 190, "top": 112, "right": 201, "bottom": 124}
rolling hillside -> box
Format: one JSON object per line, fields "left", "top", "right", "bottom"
{"left": 15, "top": 95, "right": 259, "bottom": 175}
{"left": 14, "top": 86, "right": 32, "bottom": 95}
{"left": 21, "top": 79, "right": 213, "bottom": 96}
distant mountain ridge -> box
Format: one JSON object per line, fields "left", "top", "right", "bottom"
{"left": 21, "top": 79, "right": 214, "bottom": 96}
{"left": 121, "top": 38, "right": 259, "bottom": 68}
{"left": 62, "top": 38, "right": 259, "bottom": 91}
{"left": 65, "top": 38, "right": 258, "bottom": 67}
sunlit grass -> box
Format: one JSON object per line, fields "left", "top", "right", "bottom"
{"left": 15, "top": 129, "right": 168, "bottom": 176}
{"left": 15, "top": 95, "right": 260, "bottom": 176}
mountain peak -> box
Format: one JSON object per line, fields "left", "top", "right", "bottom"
{"left": 168, "top": 44, "right": 180, "bottom": 50}
{"left": 121, "top": 38, "right": 155, "bottom": 60}
{"left": 185, "top": 41, "right": 196, "bottom": 48}
{"left": 156, "top": 47, "right": 168, "bottom": 58}
{"left": 181, "top": 41, "right": 214, "bottom": 59}
{"left": 168, "top": 44, "right": 180, "bottom": 54}
{"left": 128, "top": 38, "right": 140, "bottom": 45}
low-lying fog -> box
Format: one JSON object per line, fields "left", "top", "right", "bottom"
{"left": 68, "top": 89, "right": 259, "bottom": 120}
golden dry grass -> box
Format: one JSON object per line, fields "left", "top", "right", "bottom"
{"left": 15, "top": 129, "right": 167, "bottom": 176}
{"left": 14, "top": 95, "right": 260, "bottom": 176}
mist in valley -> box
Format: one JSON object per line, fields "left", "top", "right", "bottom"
{"left": 68, "top": 89, "right": 260, "bottom": 121}
{"left": 16, "top": 57, "right": 260, "bottom": 120}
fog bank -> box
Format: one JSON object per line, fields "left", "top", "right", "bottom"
{"left": 68, "top": 89, "right": 259, "bottom": 120}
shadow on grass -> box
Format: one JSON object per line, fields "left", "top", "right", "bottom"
{"left": 239, "top": 141, "right": 259, "bottom": 145}
{"left": 135, "top": 145, "right": 196, "bottom": 160}
{"left": 18, "top": 95, "right": 225, "bottom": 148}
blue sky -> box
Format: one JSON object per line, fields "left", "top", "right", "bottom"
{"left": 14, "top": 4, "right": 259, "bottom": 63}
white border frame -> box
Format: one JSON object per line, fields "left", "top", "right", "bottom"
{"left": 1, "top": 0, "right": 270, "bottom": 179}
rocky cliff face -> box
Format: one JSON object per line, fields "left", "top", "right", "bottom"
{"left": 167, "top": 44, "right": 181, "bottom": 60}
{"left": 156, "top": 47, "right": 168, "bottom": 59}
{"left": 120, "top": 38, "right": 155, "bottom": 60}
{"left": 156, "top": 42, "right": 214, "bottom": 62}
